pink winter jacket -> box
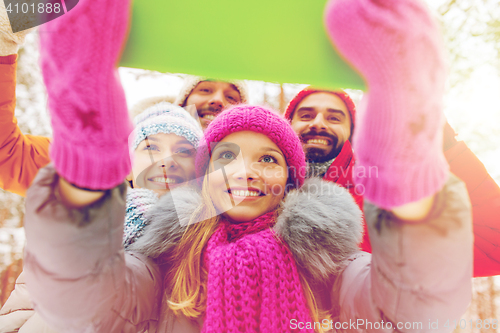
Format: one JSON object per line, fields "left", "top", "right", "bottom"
{"left": 22, "top": 164, "right": 472, "bottom": 333}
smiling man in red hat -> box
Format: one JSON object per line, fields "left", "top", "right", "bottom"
{"left": 284, "top": 87, "right": 372, "bottom": 250}
{"left": 286, "top": 86, "right": 500, "bottom": 276}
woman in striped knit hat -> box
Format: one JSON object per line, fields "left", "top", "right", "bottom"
{"left": 22, "top": 0, "right": 473, "bottom": 332}
{"left": 123, "top": 101, "right": 203, "bottom": 248}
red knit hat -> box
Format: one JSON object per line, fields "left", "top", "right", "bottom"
{"left": 196, "top": 105, "right": 306, "bottom": 189}
{"left": 284, "top": 87, "right": 356, "bottom": 134}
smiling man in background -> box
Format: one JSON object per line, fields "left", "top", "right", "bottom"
{"left": 289, "top": 89, "right": 353, "bottom": 166}
{"left": 285, "top": 86, "right": 500, "bottom": 277}
{"left": 284, "top": 87, "right": 369, "bottom": 249}
{"left": 175, "top": 76, "right": 248, "bottom": 130}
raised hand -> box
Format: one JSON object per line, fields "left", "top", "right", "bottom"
{"left": 40, "top": 0, "right": 133, "bottom": 190}
{"left": 0, "top": 0, "right": 36, "bottom": 55}
{"left": 324, "top": 0, "right": 449, "bottom": 209}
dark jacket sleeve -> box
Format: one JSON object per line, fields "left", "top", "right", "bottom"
{"left": 445, "top": 141, "right": 500, "bottom": 277}
{"left": 0, "top": 55, "right": 51, "bottom": 197}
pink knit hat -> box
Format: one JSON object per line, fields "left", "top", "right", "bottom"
{"left": 195, "top": 105, "right": 306, "bottom": 189}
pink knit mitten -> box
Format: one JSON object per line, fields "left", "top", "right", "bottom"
{"left": 40, "top": 0, "right": 132, "bottom": 190}
{"left": 324, "top": 0, "right": 449, "bottom": 209}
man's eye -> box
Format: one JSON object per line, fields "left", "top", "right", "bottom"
{"left": 260, "top": 155, "right": 277, "bottom": 164}
{"left": 329, "top": 116, "right": 341, "bottom": 122}
{"left": 300, "top": 114, "right": 312, "bottom": 120}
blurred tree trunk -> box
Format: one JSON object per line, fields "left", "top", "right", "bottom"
{"left": 436, "top": 0, "right": 500, "bottom": 329}
{"left": 0, "top": 259, "right": 23, "bottom": 306}
{"left": 279, "top": 84, "right": 286, "bottom": 114}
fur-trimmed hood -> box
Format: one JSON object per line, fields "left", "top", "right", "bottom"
{"left": 129, "top": 177, "right": 363, "bottom": 284}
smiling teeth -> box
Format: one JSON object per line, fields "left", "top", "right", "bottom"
{"left": 151, "top": 177, "right": 177, "bottom": 184}
{"left": 231, "top": 190, "right": 260, "bottom": 197}
{"left": 307, "top": 139, "right": 328, "bottom": 145}
{"left": 203, "top": 114, "right": 215, "bottom": 121}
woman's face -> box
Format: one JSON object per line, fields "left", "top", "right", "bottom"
{"left": 208, "top": 131, "right": 288, "bottom": 223}
{"left": 128, "top": 133, "right": 197, "bottom": 196}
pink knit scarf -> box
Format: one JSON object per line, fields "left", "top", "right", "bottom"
{"left": 202, "top": 211, "right": 314, "bottom": 332}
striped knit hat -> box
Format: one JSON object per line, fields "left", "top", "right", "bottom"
{"left": 130, "top": 102, "right": 203, "bottom": 151}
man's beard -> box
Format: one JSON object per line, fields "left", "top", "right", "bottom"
{"left": 301, "top": 131, "right": 343, "bottom": 163}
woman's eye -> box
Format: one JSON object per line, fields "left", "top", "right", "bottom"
{"left": 200, "top": 88, "right": 211, "bottom": 93}
{"left": 176, "top": 148, "right": 194, "bottom": 157}
{"left": 144, "top": 145, "right": 160, "bottom": 152}
{"left": 219, "top": 151, "right": 236, "bottom": 160}
{"left": 226, "top": 95, "right": 237, "bottom": 103}
{"left": 260, "top": 155, "right": 277, "bottom": 164}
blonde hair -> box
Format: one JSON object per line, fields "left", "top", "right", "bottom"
{"left": 164, "top": 170, "right": 328, "bottom": 332}
{"left": 164, "top": 174, "right": 218, "bottom": 318}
